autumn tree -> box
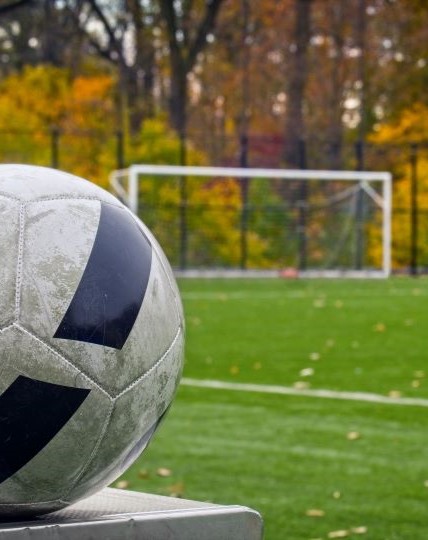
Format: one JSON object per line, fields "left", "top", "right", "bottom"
{"left": 158, "top": 0, "right": 225, "bottom": 137}
{"left": 63, "top": 0, "right": 158, "bottom": 133}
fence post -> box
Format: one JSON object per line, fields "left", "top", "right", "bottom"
{"left": 179, "top": 131, "right": 188, "bottom": 270}
{"left": 354, "top": 139, "right": 365, "bottom": 270}
{"left": 116, "top": 130, "right": 124, "bottom": 170}
{"left": 410, "top": 143, "right": 419, "bottom": 276}
{"left": 297, "top": 139, "right": 307, "bottom": 271}
{"left": 239, "top": 133, "right": 249, "bottom": 270}
{"left": 50, "top": 127, "right": 60, "bottom": 169}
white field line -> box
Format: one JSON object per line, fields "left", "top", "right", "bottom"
{"left": 181, "top": 378, "right": 428, "bottom": 408}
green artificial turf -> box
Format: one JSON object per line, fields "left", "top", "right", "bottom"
{"left": 117, "top": 278, "right": 428, "bottom": 539}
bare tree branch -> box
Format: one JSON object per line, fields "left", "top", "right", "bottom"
{"left": 85, "top": 0, "right": 125, "bottom": 63}
{"left": 187, "top": 0, "right": 223, "bottom": 70}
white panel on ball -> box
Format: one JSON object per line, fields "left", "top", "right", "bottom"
{"left": 0, "top": 165, "right": 119, "bottom": 205}
{"left": 20, "top": 199, "right": 102, "bottom": 337}
{"left": 66, "top": 329, "right": 184, "bottom": 503}
{"left": 0, "top": 196, "right": 19, "bottom": 328}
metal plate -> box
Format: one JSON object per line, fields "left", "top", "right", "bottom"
{"left": 0, "top": 488, "right": 263, "bottom": 539}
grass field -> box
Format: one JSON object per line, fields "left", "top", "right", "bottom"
{"left": 118, "top": 278, "right": 428, "bottom": 540}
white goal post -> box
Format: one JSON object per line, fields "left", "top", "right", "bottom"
{"left": 110, "top": 164, "right": 392, "bottom": 278}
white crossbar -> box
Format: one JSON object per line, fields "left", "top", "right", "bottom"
{"left": 110, "top": 164, "right": 392, "bottom": 277}
{"left": 128, "top": 164, "right": 391, "bottom": 182}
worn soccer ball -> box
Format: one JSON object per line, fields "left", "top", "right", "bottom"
{"left": 0, "top": 165, "right": 184, "bottom": 517}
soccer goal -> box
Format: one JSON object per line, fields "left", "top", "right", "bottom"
{"left": 109, "top": 165, "right": 392, "bottom": 278}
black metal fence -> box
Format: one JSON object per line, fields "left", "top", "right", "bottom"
{"left": 1, "top": 128, "right": 427, "bottom": 274}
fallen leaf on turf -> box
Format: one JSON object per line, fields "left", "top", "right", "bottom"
{"left": 115, "top": 480, "right": 129, "bottom": 489}
{"left": 138, "top": 469, "right": 150, "bottom": 479}
{"left": 230, "top": 365, "right": 240, "bottom": 375}
{"left": 313, "top": 299, "right": 325, "bottom": 308}
{"left": 335, "top": 300, "right": 343, "bottom": 308}
{"left": 412, "top": 288, "right": 421, "bottom": 296}
{"left": 166, "top": 482, "right": 185, "bottom": 497}
{"left": 374, "top": 322, "right": 386, "bottom": 332}
{"left": 423, "top": 480, "right": 428, "bottom": 488}
{"left": 414, "top": 370, "right": 425, "bottom": 379}
{"left": 305, "top": 509, "right": 325, "bottom": 517}
{"left": 347, "top": 431, "right": 360, "bottom": 441}
{"left": 310, "top": 352, "right": 321, "bottom": 361}
{"left": 328, "top": 530, "right": 349, "bottom": 538}
{"left": 388, "top": 390, "right": 401, "bottom": 398}
{"left": 293, "top": 381, "right": 310, "bottom": 390}
{"left": 351, "top": 526, "right": 368, "bottom": 535}
{"left": 412, "top": 380, "right": 421, "bottom": 388}
{"left": 157, "top": 468, "right": 172, "bottom": 477}
{"left": 332, "top": 491, "right": 341, "bottom": 499}
{"left": 300, "top": 367, "right": 314, "bottom": 377}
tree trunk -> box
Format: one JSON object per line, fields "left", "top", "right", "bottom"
{"left": 169, "top": 65, "right": 188, "bottom": 137}
{"left": 283, "top": 0, "right": 313, "bottom": 167}
{"left": 327, "top": 0, "right": 345, "bottom": 169}
{"left": 126, "top": 0, "right": 156, "bottom": 130}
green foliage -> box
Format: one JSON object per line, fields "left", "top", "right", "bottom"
{"left": 130, "top": 118, "right": 270, "bottom": 267}
{"left": 127, "top": 117, "right": 206, "bottom": 166}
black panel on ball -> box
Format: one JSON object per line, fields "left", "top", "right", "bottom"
{"left": 54, "top": 203, "right": 152, "bottom": 350}
{"left": 0, "top": 376, "right": 90, "bottom": 484}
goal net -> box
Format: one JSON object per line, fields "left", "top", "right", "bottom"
{"left": 109, "top": 165, "right": 392, "bottom": 278}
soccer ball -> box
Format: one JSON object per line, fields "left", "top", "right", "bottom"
{"left": 0, "top": 165, "right": 184, "bottom": 517}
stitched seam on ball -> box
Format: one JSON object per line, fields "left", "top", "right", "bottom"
{"left": 60, "top": 402, "right": 115, "bottom": 502}
{"left": 13, "top": 324, "right": 113, "bottom": 400}
{"left": 0, "top": 499, "right": 61, "bottom": 507}
{"left": 27, "top": 196, "right": 123, "bottom": 206}
{"left": 0, "top": 324, "right": 14, "bottom": 333}
{"left": 114, "top": 326, "right": 182, "bottom": 400}
{"left": 154, "top": 248, "right": 183, "bottom": 330}
{"left": 14, "top": 203, "right": 26, "bottom": 321}
{"left": 0, "top": 191, "right": 21, "bottom": 202}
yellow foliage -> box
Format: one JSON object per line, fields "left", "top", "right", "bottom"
{"left": 370, "top": 103, "right": 428, "bottom": 269}
{"left": 372, "top": 104, "right": 428, "bottom": 144}
{"left": 0, "top": 65, "right": 115, "bottom": 186}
